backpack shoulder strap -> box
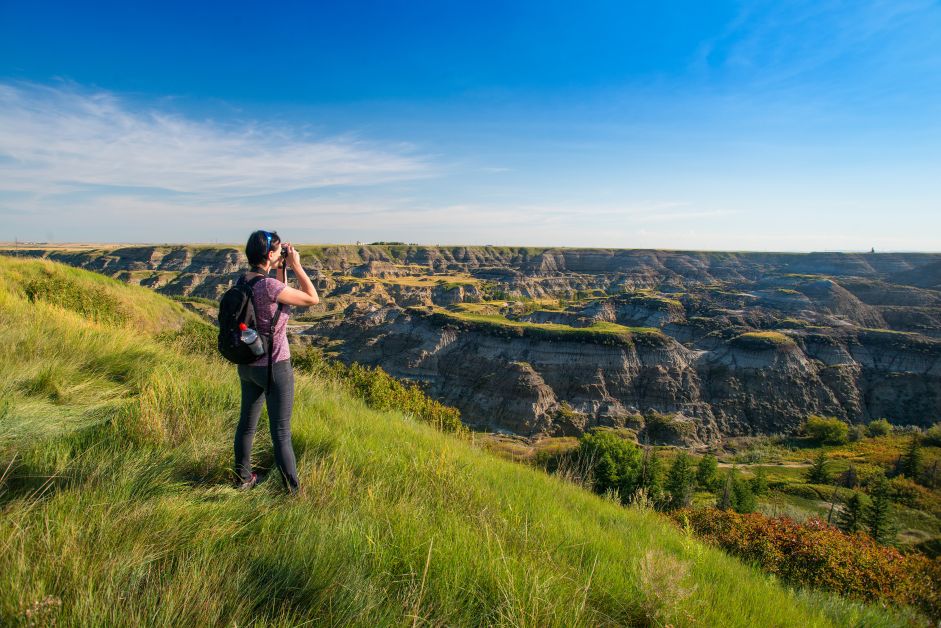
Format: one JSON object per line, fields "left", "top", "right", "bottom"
{"left": 245, "top": 273, "right": 267, "bottom": 288}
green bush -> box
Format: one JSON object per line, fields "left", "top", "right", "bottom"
{"left": 292, "top": 347, "right": 466, "bottom": 435}
{"left": 848, "top": 424, "right": 867, "bottom": 442}
{"left": 803, "top": 415, "right": 849, "bottom": 445}
{"left": 925, "top": 423, "right": 941, "bottom": 447}
{"left": 575, "top": 430, "right": 642, "bottom": 502}
{"left": 866, "top": 419, "right": 893, "bottom": 438}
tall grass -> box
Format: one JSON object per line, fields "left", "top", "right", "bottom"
{"left": 0, "top": 257, "right": 925, "bottom": 626}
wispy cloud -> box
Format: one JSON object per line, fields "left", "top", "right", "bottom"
{"left": 0, "top": 81, "right": 431, "bottom": 202}
{"left": 693, "top": 0, "right": 941, "bottom": 102}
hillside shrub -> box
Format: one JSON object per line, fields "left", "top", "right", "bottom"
{"left": 671, "top": 508, "right": 941, "bottom": 617}
{"left": 848, "top": 424, "right": 867, "bottom": 442}
{"left": 575, "top": 430, "right": 642, "bottom": 502}
{"left": 925, "top": 423, "right": 941, "bottom": 447}
{"left": 292, "top": 347, "right": 466, "bottom": 435}
{"left": 867, "top": 419, "right": 893, "bottom": 437}
{"left": 803, "top": 415, "right": 849, "bottom": 445}
{"left": 730, "top": 435, "right": 790, "bottom": 464}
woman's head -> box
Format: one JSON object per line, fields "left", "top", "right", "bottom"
{"left": 245, "top": 230, "right": 282, "bottom": 267}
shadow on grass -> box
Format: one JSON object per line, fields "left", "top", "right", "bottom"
{"left": 243, "top": 545, "right": 365, "bottom": 624}
{"left": 174, "top": 428, "right": 338, "bottom": 491}
{"left": 0, "top": 420, "right": 117, "bottom": 506}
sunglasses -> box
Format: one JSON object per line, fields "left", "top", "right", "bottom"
{"left": 261, "top": 231, "right": 273, "bottom": 254}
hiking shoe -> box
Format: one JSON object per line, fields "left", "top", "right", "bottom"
{"left": 237, "top": 472, "right": 258, "bottom": 490}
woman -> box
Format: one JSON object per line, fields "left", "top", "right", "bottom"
{"left": 234, "top": 230, "right": 320, "bottom": 494}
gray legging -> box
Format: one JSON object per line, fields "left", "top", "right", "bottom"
{"left": 235, "top": 359, "right": 300, "bottom": 492}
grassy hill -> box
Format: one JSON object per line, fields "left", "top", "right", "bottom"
{"left": 0, "top": 257, "right": 923, "bottom": 626}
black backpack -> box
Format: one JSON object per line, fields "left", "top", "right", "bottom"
{"left": 218, "top": 272, "right": 284, "bottom": 380}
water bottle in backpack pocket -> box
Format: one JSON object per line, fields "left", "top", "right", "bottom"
{"left": 239, "top": 323, "right": 265, "bottom": 357}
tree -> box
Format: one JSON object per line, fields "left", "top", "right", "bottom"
{"left": 803, "top": 415, "right": 849, "bottom": 445}
{"left": 899, "top": 435, "right": 923, "bottom": 481}
{"left": 733, "top": 477, "right": 757, "bottom": 513}
{"left": 864, "top": 474, "right": 896, "bottom": 545}
{"left": 716, "top": 467, "right": 738, "bottom": 511}
{"left": 637, "top": 447, "right": 663, "bottom": 499}
{"left": 837, "top": 492, "right": 864, "bottom": 533}
{"left": 696, "top": 453, "right": 719, "bottom": 491}
{"left": 837, "top": 464, "right": 859, "bottom": 489}
{"left": 806, "top": 451, "right": 830, "bottom": 485}
{"left": 750, "top": 467, "right": 769, "bottom": 496}
{"left": 664, "top": 452, "right": 696, "bottom": 510}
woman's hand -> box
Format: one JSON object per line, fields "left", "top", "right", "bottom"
{"left": 285, "top": 243, "right": 302, "bottom": 270}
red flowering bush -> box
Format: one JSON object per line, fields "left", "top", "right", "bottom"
{"left": 671, "top": 508, "right": 941, "bottom": 618}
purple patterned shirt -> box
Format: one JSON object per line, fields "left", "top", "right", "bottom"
{"left": 248, "top": 276, "right": 291, "bottom": 366}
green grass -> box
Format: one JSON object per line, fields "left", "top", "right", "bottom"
{"left": 0, "top": 257, "right": 921, "bottom": 626}
{"left": 623, "top": 291, "right": 684, "bottom": 308}
{"left": 732, "top": 331, "right": 797, "bottom": 349}
{"left": 421, "top": 306, "right": 664, "bottom": 346}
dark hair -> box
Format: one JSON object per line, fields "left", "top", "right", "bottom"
{"left": 245, "top": 230, "right": 281, "bottom": 267}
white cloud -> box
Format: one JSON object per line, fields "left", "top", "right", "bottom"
{"left": 0, "top": 81, "right": 431, "bottom": 200}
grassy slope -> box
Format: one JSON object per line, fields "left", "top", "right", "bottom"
{"left": 0, "top": 258, "right": 918, "bottom": 626}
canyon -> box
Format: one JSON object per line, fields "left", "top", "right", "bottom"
{"left": 6, "top": 244, "right": 940, "bottom": 442}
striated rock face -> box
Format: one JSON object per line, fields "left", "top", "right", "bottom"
{"left": 7, "top": 244, "right": 941, "bottom": 439}
{"left": 305, "top": 304, "right": 718, "bottom": 438}
{"left": 303, "top": 304, "right": 941, "bottom": 439}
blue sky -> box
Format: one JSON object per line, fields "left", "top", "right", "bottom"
{"left": 1, "top": 1, "right": 939, "bottom": 250}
